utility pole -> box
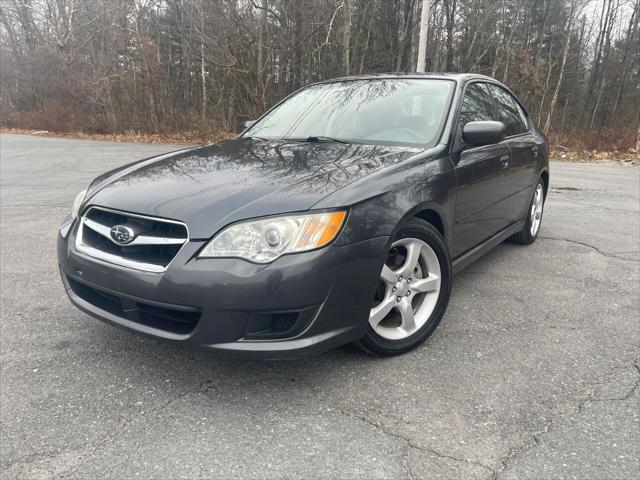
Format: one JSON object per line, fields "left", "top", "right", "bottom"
{"left": 416, "top": 0, "right": 431, "bottom": 72}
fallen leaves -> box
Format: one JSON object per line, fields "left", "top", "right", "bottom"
{"left": 550, "top": 146, "right": 639, "bottom": 165}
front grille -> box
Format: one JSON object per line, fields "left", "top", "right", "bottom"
{"left": 75, "top": 207, "right": 188, "bottom": 272}
{"left": 67, "top": 276, "right": 201, "bottom": 335}
{"left": 86, "top": 209, "right": 187, "bottom": 239}
{"left": 82, "top": 227, "right": 182, "bottom": 266}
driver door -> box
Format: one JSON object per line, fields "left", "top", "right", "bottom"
{"left": 451, "top": 82, "right": 513, "bottom": 258}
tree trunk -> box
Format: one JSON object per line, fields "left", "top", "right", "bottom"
{"left": 589, "top": 71, "right": 607, "bottom": 136}
{"left": 416, "top": 0, "right": 431, "bottom": 72}
{"left": 396, "top": 0, "right": 416, "bottom": 71}
{"left": 611, "top": 0, "right": 638, "bottom": 120}
{"left": 359, "top": 0, "right": 377, "bottom": 74}
{"left": 444, "top": 0, "right": 456, "bottom": 71}
{"left": 200, "top": 6, "right": 206, "bottom": 126}
{"left": 544, "top": 1, "right": 576, "bottom": 134}
{"left": 257, "top": 0, "right": 267, "bottom": 73}
{"left": 343, "top": 0, "right": 352, "bottom": 75}
{"left": 583, "top": 0, "right": 613, "bottom": 125}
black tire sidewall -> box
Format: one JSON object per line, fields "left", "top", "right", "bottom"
{"left": 360, "top": 219, "right": 452, "bottom": 356}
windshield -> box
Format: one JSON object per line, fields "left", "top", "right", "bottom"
{"left": 243, "top": 79, "right": 454, "bottom": 146}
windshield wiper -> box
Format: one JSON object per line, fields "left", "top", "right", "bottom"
{"left": 245, "top": 135, "right": 270, "bottom": 141}
{"left": 304, "top": 136, "right": 351, "bottom": 144}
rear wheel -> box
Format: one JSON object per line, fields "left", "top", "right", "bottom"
{"left": 510, "top": 179, "right": 545, "bottom": 245}
{"left": 357, "top": 218, "right": 452, "bottom": 356}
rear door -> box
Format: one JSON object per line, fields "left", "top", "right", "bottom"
{"left": 486, "top": 84, "right": 538, "bottom": 220}
{"left": 452, "top": 82, "right": 513, "bottom": 258}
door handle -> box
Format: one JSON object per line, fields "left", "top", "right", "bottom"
{"left": 531, "top": 146, "right": 539, "bottom": 158}
{"left": 500, "top": 155, "right": 511, "bottom": 168}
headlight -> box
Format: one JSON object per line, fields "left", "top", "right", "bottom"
{"left": 198, "top": 210, "right": 347, "bottom": 263}
{"left": 71, "top": 189, "right": 87, "bottom": 219}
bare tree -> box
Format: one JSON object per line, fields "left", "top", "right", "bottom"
{"left": 544, "top": 0, "right": 581, "bottom": 134}
{"left": 0, "top": 0, "right": 638, "bottom": 151}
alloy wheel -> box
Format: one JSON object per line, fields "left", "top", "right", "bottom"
{"left": 530, "top": 184, "right": 544, "bottom": 236}
{"left": 369, "top": 238, "right": 442, "bottom": 341}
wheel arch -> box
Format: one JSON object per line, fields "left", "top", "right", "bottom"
{"left": 539, "top": 169, "right": 550, "bottom": 196}
{"left": 390, "top": 202, "right": 449, "bottom": 244}
{"left": 413, "top": 208, "right": 446, "bottom": 239}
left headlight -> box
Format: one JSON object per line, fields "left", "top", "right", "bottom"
{"left": 71, "top": 189, "right": 87, "bottom": 219}
{"left": 198, "top": 210, "right": 347, "bottom": 263}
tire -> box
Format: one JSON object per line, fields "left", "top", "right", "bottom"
{"left": 357, "top": 218, "right": 452, "bottom": 356}
{"left": 509, "top": 179, "right": 545, "bottom": 245}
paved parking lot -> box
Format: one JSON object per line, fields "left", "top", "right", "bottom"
{"left": 1, "top": 133, "right": 638, "bottom": 479}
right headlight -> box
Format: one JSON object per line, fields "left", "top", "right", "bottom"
{"left": 71, "top": 189, "right": 87, "bottom": 219}
{"left": 198, "top": 210, "right": 347, "bottom": 263}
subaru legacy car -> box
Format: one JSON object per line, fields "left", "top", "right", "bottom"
{"left": 57, "top": 74, "right": 548, "bottom": 358}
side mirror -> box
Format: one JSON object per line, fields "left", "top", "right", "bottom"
{"left": 462, "top": 121, "right": 506, "bottom": 146}
{"left": 244, "top": 120, "right": 257, "bottom": 129}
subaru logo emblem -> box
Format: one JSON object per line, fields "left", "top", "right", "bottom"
{"left": 110, "top": 225, "right": 135, "bottom": 245}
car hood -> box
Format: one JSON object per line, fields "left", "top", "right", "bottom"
{"left": 86, "top": 138, "right": 421, "bottom": 238}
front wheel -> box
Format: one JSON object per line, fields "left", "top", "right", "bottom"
{"left": 357, "top": 218, "right": 452, "bottom": 356}
{"left": 509, "top": 179, "right": 545, "bottom": 245}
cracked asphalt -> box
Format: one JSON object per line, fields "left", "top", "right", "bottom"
{"left": 1, "top": 133, "right": 639, "bottom": 479}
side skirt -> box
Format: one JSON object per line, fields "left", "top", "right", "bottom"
{"left": 452, "top": 221, "right": 524, "bottom": 275}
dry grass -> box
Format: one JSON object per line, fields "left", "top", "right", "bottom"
{"left": 3, "top": 127, "right": 638, "bottom": 165}
{"left": 0, "top": 128, "right": 234, "bottom": 145}
{"left": 549, "top": 146, "right": 639, "bottom": 165}
{"left": 547, "top": 129, "right": 639, "bottom": 165}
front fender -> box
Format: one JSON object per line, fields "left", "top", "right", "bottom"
{"left": 325, "top": 153, "right": 456, "bottom": 248}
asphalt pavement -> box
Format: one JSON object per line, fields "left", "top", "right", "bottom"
{"left": 1, "top": 133, "right": 638, "bottom": 479}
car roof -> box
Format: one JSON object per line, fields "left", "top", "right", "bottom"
{"left": 313, "top": 72, "right": 497, "bottom": 84}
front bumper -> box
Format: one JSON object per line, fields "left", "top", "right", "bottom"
{"left": 57, "top": 220, "right": 388, "bottom": 359}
